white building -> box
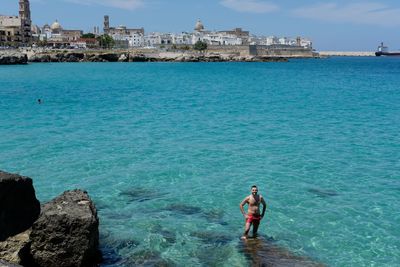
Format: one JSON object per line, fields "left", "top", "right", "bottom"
{"left": 132, "top": 19, "right": 313, "bottom": 49}
{"left": 252, "top": 36, "right": 279, "bottom": 45}
{"left": 190, "top": 20, "right": 244, "bottom": 46}
{"left": 143, "top": 32, "right": 171, "bottom": 46}
{"left": 202, "top": 32, "right": 242, "bottom": 45}
{"left": 299, "top": 38, "right": 312, "bottom": 48}
{"left": 171, "top": 32, "right": 192, "bottom": 45}
{"left": 111, "top": 28, "right": 144, "bottom": 47}
{"left": 31, "top": 20, "right": 82, "bottom": 46}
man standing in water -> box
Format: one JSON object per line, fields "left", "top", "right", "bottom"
{"left": 240, "top": 185, "right": 267, "bottom": 239}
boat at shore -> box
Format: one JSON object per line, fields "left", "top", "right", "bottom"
{"left": 375, "top": 42, "right": 400, "bottom": 56}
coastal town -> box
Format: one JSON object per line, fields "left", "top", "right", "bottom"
{"left": 1, "top": 0, "right": 317, "bottom": 60}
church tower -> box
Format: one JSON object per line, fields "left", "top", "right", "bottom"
{"left": 104, "top": 15, "right": 110, "bottom": 34}
{"left": 19, "top": 0, "right": 32, "bottom": 43}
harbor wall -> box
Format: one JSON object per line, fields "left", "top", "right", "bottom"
{"left": 159, "top": 44, "right": 317, "bottom": 58}
{"left": 250, "top": 45, "right": 317, "bottom": 57}
{"left": 318, "top": 51, "right": 375, "bottom": 57}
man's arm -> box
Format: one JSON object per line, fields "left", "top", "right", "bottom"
{"left": 239, "top": 197, "right": 249, "bottom": 218}
{"left": 261, "top": 196, "right": 267, "bottom": 218}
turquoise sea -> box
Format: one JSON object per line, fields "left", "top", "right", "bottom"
{"left": 0, "top": 58, "right": 399, "bottom": 266}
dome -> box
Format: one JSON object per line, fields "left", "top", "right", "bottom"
{"left": 194, "top": 20, "right": 204, "bottom": 31}
{"left": 51, "top": 20, "right": 62, "bottom": 31}
{"left": 116, "top": 25, "right": 126, "bottom": 30}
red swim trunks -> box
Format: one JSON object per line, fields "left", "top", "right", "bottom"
{"left": 246, "top": 214, "right": 261, "bottom": 224}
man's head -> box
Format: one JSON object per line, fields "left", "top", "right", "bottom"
{"left": 251, "top": 185, "right": 258, "bottom": 196}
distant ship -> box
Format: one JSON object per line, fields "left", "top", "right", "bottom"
{"left": 375, "top": 42, "right": 400, "bottom": 56}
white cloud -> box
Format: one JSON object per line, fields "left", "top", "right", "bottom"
{"left": 292, "top": 2, "right": 400, "bottom": 27}
{"left": 220, "top": 0, "right": 279, "bottom": 13}
{"left": 64, "top": 0, "right": 144, "bottom": 10}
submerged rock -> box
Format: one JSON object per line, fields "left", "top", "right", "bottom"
{"left": 191, "top": 231, "right": 232, "bottom": 245}
{"left": 148, "top": 224, "right": 176, "bottom": 245}
{"left": 119, "top": 187, "right": 168, "bottom": 203}
{"left": 30, "top": 189, "right": 101, "bottom": 267}
{"left": 308, "top": 188, "right": 339, "bottom": 198}
{"left": 122, "top": 249, "right": 175, "bottom": 266}
{"left": 165, "top": 203, "right": 203, "bottom": 215}
{"left": 203, "top": 209, "right": 228, "bottom": 225}
{"left": 239, "top": 237, "right": 324, "bottom": 266}
{"left": 0, "top": 171, "right": 40, "bottom": 241}
{"left": 98, "top": 245, "right": 121, "bottom": 266}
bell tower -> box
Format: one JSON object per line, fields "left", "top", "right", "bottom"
{"left": 19, "top": 0, "right": 32, "bottom": 44}
{"left": 104, "top": 15, "right": 110, "bottom": 34}
{"left": 19, "top": 0, "right": 31, "bottom": 21}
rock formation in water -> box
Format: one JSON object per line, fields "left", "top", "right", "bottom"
{"left": 30, "top": 189, "right": 101, "bottom": 267}
{"left": 0, "top": 170, "right": 101, "bottom": 267}
{"left": 0, "top": 52, "right": 28, "bottom": 65}
{"left": 0, "top": 171, "right": 40, "bottom": 241}
{"left": 26, "top": 51, "right": 289, "bottom": 63}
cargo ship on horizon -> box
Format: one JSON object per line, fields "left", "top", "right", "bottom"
{"left": 375, "top": 43, "right": 400, "bottom": 56}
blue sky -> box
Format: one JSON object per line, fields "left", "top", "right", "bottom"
{"left": 2, "top": 0, "right": 400, "bottom": 50}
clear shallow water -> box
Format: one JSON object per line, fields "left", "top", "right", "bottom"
{"left": 0, "top": 58, "right": 399, "bottom": 266}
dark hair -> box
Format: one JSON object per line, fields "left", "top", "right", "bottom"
{"left": 251, "top": 185, "right": 257, "bottom": 189}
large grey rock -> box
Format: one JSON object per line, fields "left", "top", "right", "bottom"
{"left": 0, "top": 230, "right": 31, "bottom": 266}
{"left": 0, "top": 171, "right": 40, "bottom": 241}
{"left": 0, "top": 260, "right": 23, "bottom": 267}
{"left": 118, "top": 53, "right": 128, "bottom": 62}
{"left": 30, "top": 190, "right": 100, "bottom": 267}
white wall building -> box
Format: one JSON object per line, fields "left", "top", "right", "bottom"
{"left": 300, "top": 38, "right": 312, "bottom": 48}
{"left": 171, "top": 32, "right": 192, "bottom": 45}
{"left": 201, "top": 32, "right": 242, "bottom": 45}
{"left": 144, "top": 32, "right": 160, "bottom": 47}
{"left": 111, "top": 31, "right": 144, "bottom": 47}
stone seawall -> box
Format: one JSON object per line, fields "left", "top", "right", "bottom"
{"left": 319, "top": 51, "right": 375, "bottom": 57}
{"left": 250, "top": 45, "right": 317, "bottom": 58}
{"left": 163, "top": 45, "right": 318, "bottom": 58}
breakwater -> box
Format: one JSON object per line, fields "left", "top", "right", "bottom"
{"left": 319, "top": 51, "right": 375, "bottom": 57}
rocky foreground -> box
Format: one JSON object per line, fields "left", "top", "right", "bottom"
{"left": 0, "top": 50, "right": 289, "bottom": 64}
{"left": 0, "top": 171, "right": 100, "bottom": 267}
